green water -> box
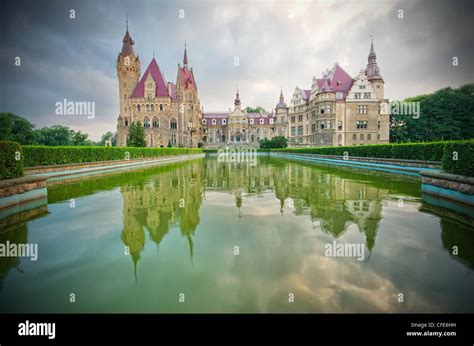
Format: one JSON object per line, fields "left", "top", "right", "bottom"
{"left": 1, "top": 156, "right": 473, "bottom": 313}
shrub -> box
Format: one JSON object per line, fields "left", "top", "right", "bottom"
{"left": 273, "top": 141, "right": 448, "bottom": 161}
{"left": 0, "top": 140, "right": 23, "bottom": 179}
{"left": 442, "top": 140, "right": 474, "bottom": 177}
{"left": 22, "top": 146, "right": 202, "bottom": 167}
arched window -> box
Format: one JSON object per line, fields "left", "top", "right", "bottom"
{"left": 144, "top": 117, "right": 150, "bottom": 128}
{"left": 152, "top": 117, "right": 159, "bottom": 128}
{"left": 170, "top": 118, "right": 177, "bottom": 130}
{"left": 151, "top": 104, "right": 154, "bottom": 111}
{"left": 137, "top": 105, "right": 141, "bottom": 112}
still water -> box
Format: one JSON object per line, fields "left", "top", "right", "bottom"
{"left": 1, "top": 156, "right": 473, "bottom": 313}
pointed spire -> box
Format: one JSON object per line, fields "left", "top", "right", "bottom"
{"left": 366, "top": 37, "right": 382, "bottom": 81}
{"left": 234, "top": 85, "right": 241, "bottom": 108}
{"left": 183, "top": 41, "right": 188, "bottom": 67}
{"left": 121, "top": 16, "right": 136, "bottom": 57}
{"left": 276, "top": 87, "right": 287, "bottom": 108}
{"left": 321, "top": 78, "right": 331, "bottom": 92}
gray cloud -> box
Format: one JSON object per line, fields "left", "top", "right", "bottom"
{"left": 1, "top": 0, "right": 473, "bottom": 140}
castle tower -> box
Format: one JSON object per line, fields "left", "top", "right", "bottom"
{"left": 365, "top": 39, "right": 384, "bottom": 100}
{"left": 176, "top": 42, "right": 201, "bottom": 147}
{"left": 116, "top": 19, "right": 141, "bottom": 146}
{"left": 234, "top": 87, "right": 241, "bottom": 110}
{"left": 275, "top": 88, "right": 289, "bottom": 137}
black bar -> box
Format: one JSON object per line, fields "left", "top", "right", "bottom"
{"left": 0, "top": 313, "right": 473, "bottom": 345}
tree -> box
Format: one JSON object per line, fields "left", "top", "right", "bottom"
{"left": 35, "top": 125, "right": 73, "bottom": 146}
{"left": 99, "top": 131, "right": 116, "bottom": 146}
{"left": 127, "top": 122, "right": 146, "bottom": 147}
{"left": 260, "top": 135, "right": 288, "bottom": 149}
{"left": 167, "top": 141, "right": 173, "bottom": 147}
{"left": 245, "top": 106, "right": 266, "bottom": 114}
{"left": 0, "top": 113, "right": 36, "bottom": 144}
{"left": 71, "top": 131, "right": 91, "bottom": 146}
{"left": 390, "top": 84, "right": 474, "bottom": 143}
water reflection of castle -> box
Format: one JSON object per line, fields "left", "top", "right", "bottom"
{"left": 203, "top": 158, "right": 384, "bottom": 252}
{"left": 117, "top": 157, "right": 474, "bottom": 277}
{"left": 120, "top": 161, "right": 205, "bottom": 278}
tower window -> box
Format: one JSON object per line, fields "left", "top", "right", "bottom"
{"left": 160, "top": 104, "right": 163, "bottom": 111}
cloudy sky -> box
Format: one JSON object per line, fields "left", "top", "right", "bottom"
{"left": 1, "top": 0, "right": 473, "bottom": 140}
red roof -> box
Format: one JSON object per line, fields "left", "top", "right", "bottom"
{"left": 179, "top": 66, "right": 197, "bottom": 90}
{"left": 130, "top": 58, "right": 169, "bottom": 98}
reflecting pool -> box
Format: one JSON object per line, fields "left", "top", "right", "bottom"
{"left": 0, "top": 156, "right": 473, "bottom": 312}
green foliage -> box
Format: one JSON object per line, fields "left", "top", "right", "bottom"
{"left": 260, "top": 135, "right": 288, "bottom": 149}
{"left": 442, "top": 140, "right": 474, "bottom": 176}
{"left": 244, "top": 106, "right": 266, "bottom": 114}
{"left": 0, "top": 141, "right": 23, "bottom": 179}
{"left": 22, "top": 146, "right": 202, "bottom": 167}
{"left": 273, "top": 141, "right": 448, "bottom": 161}
{"left": 34, "top": 125, "right": 95, "bottom": 146}
{"left": 127, "top": 122, "right": 146, "bottom": 147}
{"left": 0, "top": 113, "right": 36, "bottom": 145}
{"left": 390, "top": 84, "right": 474, "bottom": 143}
{"left": 98, "top": 132, "right": 116, "bottom": 146}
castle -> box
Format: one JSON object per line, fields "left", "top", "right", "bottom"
{"left": 116, "top": 22, "right": 202, "bottom": 148}
{"left": 116, "top": 21, "right": 388, "bottom": 148}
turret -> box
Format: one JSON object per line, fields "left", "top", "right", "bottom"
{"left": 365, "top": 38, "right": 384, "bottom": 99}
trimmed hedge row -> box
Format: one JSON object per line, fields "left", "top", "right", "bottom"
{"left": 442, "top": 140, "right": 474, "bottom": 176}
{"left": 273, "top": 140, "right": 474, "bottom": 177}
{"left": 273, "top": 142, "right": 447, "bottom": 161}
{"left": 22, "top": 146, "right": 202, "bottom": 167}
{"left": 0, "top": 141, "right": 24, "bottom": 179}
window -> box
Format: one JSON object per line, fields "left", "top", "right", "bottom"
{"left": 260, "top": 118, "right": 264, "bottom": 125}
{"left": 320, "top": 122, "right": 325, "bottom": 129}
{"left": 123, "top": 94, "right": 127, "bottom": 100}
{"left": 320, "top": 107, "right": 325, "bottom": 114}
{"left": 356, "top": 120, "right": 368, "bottom": 129}
{"left": 311, "top": 110, "right": 316, "bottom": 117}
{"left": 297, "top": 126, "right": 303, "bottom": 135}
{"left": 357, "top": 105, "right": 368, "bottom": 114}
{"left": 291, "top": 116, "right": 295, "bottom": 123}
{"left": 160, "top": 104, "right": 163, "bottom": 111}
{"left": 290, "top": 127, "right": 295, "bottom": 136}
{"left": 367, "top": 134, "right": 371, "bottom": 141}
{"left": 125, "top": 119, "right": 129, "bottom": 127}
{"left": 152, "top": 117, "right": 159, "bottom": 128}
{"left": 378, "top": 121, "right": 381, "bottom": 130}
{"left": 354, "top": 93, "right": 361, "bottom": 99}
{"left": 143, "top": 117, "right": 150, "bottom": 128}
{"left": 359, "top": 85, "right": 366, "bottom": 90}
{"left": 326, "top": 120, "right": 331, "bottom": 129}
{"left": 147, "top": 104, "right": 151, "bottom": 111}
{"left": 137, "top": 105, "right": 141, "bottom": 112}
{"left": 171, "top": 133, "right": 176, "bottom": 144}
{"left": 298, "top": 114, "right": 303, "bottom": 121}
{"left": 338, "top": 121, "right": 343, "bottom": 130}
{"left": 353, "top": 134, "right": 357, "bottom": 140}
{"left": 360, "top": 133, "right": 364, "bottom": 140}
{"left": 202, "top": 119, "right": 207, "bottom": 125}
{"left": 170, "top": 118, "right": 177, "bottom": 129}
{"left": 312, "top": 124, "right": 316, "bottom": 132}
{"left": 222, "top": 119, "right": 227, "bottom": 125}
{"left": 212, "top": 119, "right": 216, "bottom": 125}
{"left": 364, "top": 93, "right": 371, "bottom": 99}
{"left": 338, "top": 134, "right": 342, "bottom": 141}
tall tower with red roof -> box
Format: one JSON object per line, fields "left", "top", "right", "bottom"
{"left": 116, "top": 20, "right": 141, "bottom": 146}
{"left": 176, "top": 42, "right": 202, "bottom": 147}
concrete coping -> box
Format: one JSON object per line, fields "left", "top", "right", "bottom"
{"left": 420, "top": 170, "right": 474, "bottom": 184}
{"left": 24, "top": 154, "right": 203, "bottom": 175}
{"left": 272, "top": 152, "right": 442, "bottom": 165}
{"left": 0, "top": 175, "right": 47, "bottom": 188}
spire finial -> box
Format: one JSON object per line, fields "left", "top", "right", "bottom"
{"left": 183, "top": 40, "right": 188, "bottom": 66}
{"left": 126, "top": 12, "right": 129, "bottom": 31}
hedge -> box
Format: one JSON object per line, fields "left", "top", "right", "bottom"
{"left": 442, "top": 140, "right": 474, "bottom": 176}
{"left": 272, "top": 141, "right": 448, "bottom": 161}
{"left": 0, "top": 141, "right": 24, "bottom": 179}
{"left": 22, "top": 146, "right": 203, "bottom": 167}
{"left": 272, "top": 140, "right": 474, "bottom": 177}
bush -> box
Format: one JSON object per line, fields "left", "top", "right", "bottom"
{"left": 0, "top": 141, "right": 23, "bottom": 179}
{"left": 442, "top": 140, "right": 474, "bottom": 177}
{"left": 273, "top": 141, "right": 448, "bottom": 161}
{"left": 260, "top": 136, "right": 288, "bottom": 149}
{"left": 22, "top": 146, "right": 202, "bottom": 167}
